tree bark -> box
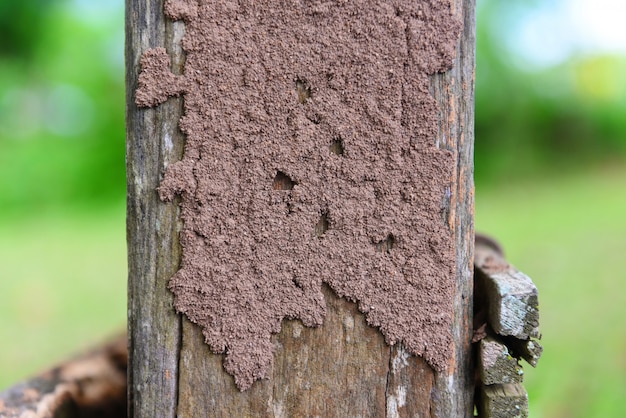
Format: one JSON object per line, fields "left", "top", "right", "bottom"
{"left": 126, "top": 0, "right": 475, "bottom": 416}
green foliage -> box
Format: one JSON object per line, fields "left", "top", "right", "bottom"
{"left": 0, "top": 207, "right": 127, "bottom": 390}
{"left": 477, "top": 167, "right": 626, "bottom": 417}
{"left": 476, "top": 0, "right": 626, "bottom": 185}
{"left": 0, "top": 0, "right": 54, "bottom": 57}
{"left": 0, "top": 1, "right": 125, "bottom": 215}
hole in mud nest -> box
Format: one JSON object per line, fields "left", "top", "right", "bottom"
{"left": 314, "top": 212, "right": 330, "bottom": 237}
{"left": 306, "top": 113, "right": 322, "bottom": 124}
{"left": 296, "top": 78, "right": 311, "bottom": 104}
{"left": 292, "top": 277, "right": 304, "bottom": 290}
{"left": 273, "top": 171, "right": 295, "bottom": 190}
{"left": 376, "top": 234, "right": 396, "bottom": 254}
{"left": 330, "top": 137, "right": 344, "bottom": 156}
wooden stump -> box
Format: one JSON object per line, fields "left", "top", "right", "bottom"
{"left": 126, "top": 0, "right": 476, "bottom": 416}
{"left": 0, "top": 335, "right": 127, "bottom": 418}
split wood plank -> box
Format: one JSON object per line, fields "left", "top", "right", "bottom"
{"left": 479, "top": 383, "right": 529, "bottom": 418}
{"left": 475, "top": 239, "right": 540, "bottom": 340}
{"left": 478, "top": 337, "right": 523, "bottom": 385}
{"left": 505, "top": 337, "right": 544, "bottom": 368}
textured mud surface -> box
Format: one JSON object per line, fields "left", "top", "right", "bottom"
{"left": 137, "top": 0, "right": 460, "bottom": 390}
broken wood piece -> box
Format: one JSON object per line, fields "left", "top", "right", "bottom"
{"left": 0, "top": 333, "right": 127, "bottom": 418}
{"left": 479, "top": 337, "right": 523, "bottom": 385}
{"left": 475, "top": 240, "right": 540, "bottom": 340}
{"left": 504, "top": 337, "right": 544, "bottom": 368}
{"left": 479, "top": 383, "right": 529, "bottom": 418}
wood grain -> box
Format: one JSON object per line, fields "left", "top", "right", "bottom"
{"left": 475, "top": 240, "right": 540, "bottom": 340}
{"left": 478, "top": 337, "right": 524, "bottom": 385}
{"left": 127, "top": 0, "right": 475, "bottom": 416}
{"left": 126, "top": 0, "right": 186, "bottom": 416}
{"left": 479, "top": 383, "right": 529, "bottom": 418}
{"left": 430, "top": 0, "right": 476, "bottom": 415}
{"left": 177, "top": 286, "right": 396, "bottom": 417}
{"left": 505, "top": 338, "right": 543, "bottom": 368}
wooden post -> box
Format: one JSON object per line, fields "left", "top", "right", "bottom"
{"left": 127, "top": 0, "right": 475, "bottom": 416}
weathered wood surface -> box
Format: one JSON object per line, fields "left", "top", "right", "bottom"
{"left": 431, "top": 1, "right": 476, "bottom": 415}
{"left": 127, "top": 0, "right": 475, "bottom": 417}
{"left": 479, "top": 383, "right": 529, "bottom": 418}
{"left": 505, "top": 337, "right": 543, "bottom": 368}
{"left": 0, "top": 334, "right": 127, "bottom": 418}
{"left": 473, "top": 238, "right": 539, "bottom": 418}
{"left": 478, "top": 337, "right": 523, "bottom": 385}
{"left": 176, "top": 285, "right": 434, "bottom": 417}
{"left": 475, "top": 239, "right": 540, "bottom": 340}
{"left": 126, "top": 0, "right": 185, "bottom": 417}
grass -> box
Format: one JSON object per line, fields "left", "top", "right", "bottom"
{"left": 0, "top": 167, "right": 624, "bottom": 416}
{"left": 0, "top": 205, "right": 127, "bottom": 390}
{"left": 476, "top": 165, "right": 626, "bottom": 418}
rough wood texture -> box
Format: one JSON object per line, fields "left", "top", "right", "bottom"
{"left": 127, "top": 0, "right": 475, "bottom": 416}
{"left": 479, "top": 383, "right": 529, "bottom": 418}
{"left": 473, "top": 238, "right": 541, "bottom": 417}
{"left": 0, "top": 334, "right": 127, "bottom": 418}
{"left": 126, "top": 1, "right": 186, "bottom": 416}
{"left": 503, "top": 337, "right": 543, "bottom": 368}
{"left": 475, "top": 240, "right": 540, "bottom": 340}
{"left": 431, "top": 1, "right": 476, "bottom": 415}
{"left": 176, "top": 285, "right": 432, "bottom": 417}
{"left": 478, "top": 337, "right": 523, "bottom": 385}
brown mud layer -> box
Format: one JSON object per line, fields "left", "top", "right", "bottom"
{"left": 137, "top": 0, "right": 460, "bottom": 390}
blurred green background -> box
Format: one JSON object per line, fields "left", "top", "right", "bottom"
{"left": 0, "top": 0, "right": 624, "bottom": 416}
